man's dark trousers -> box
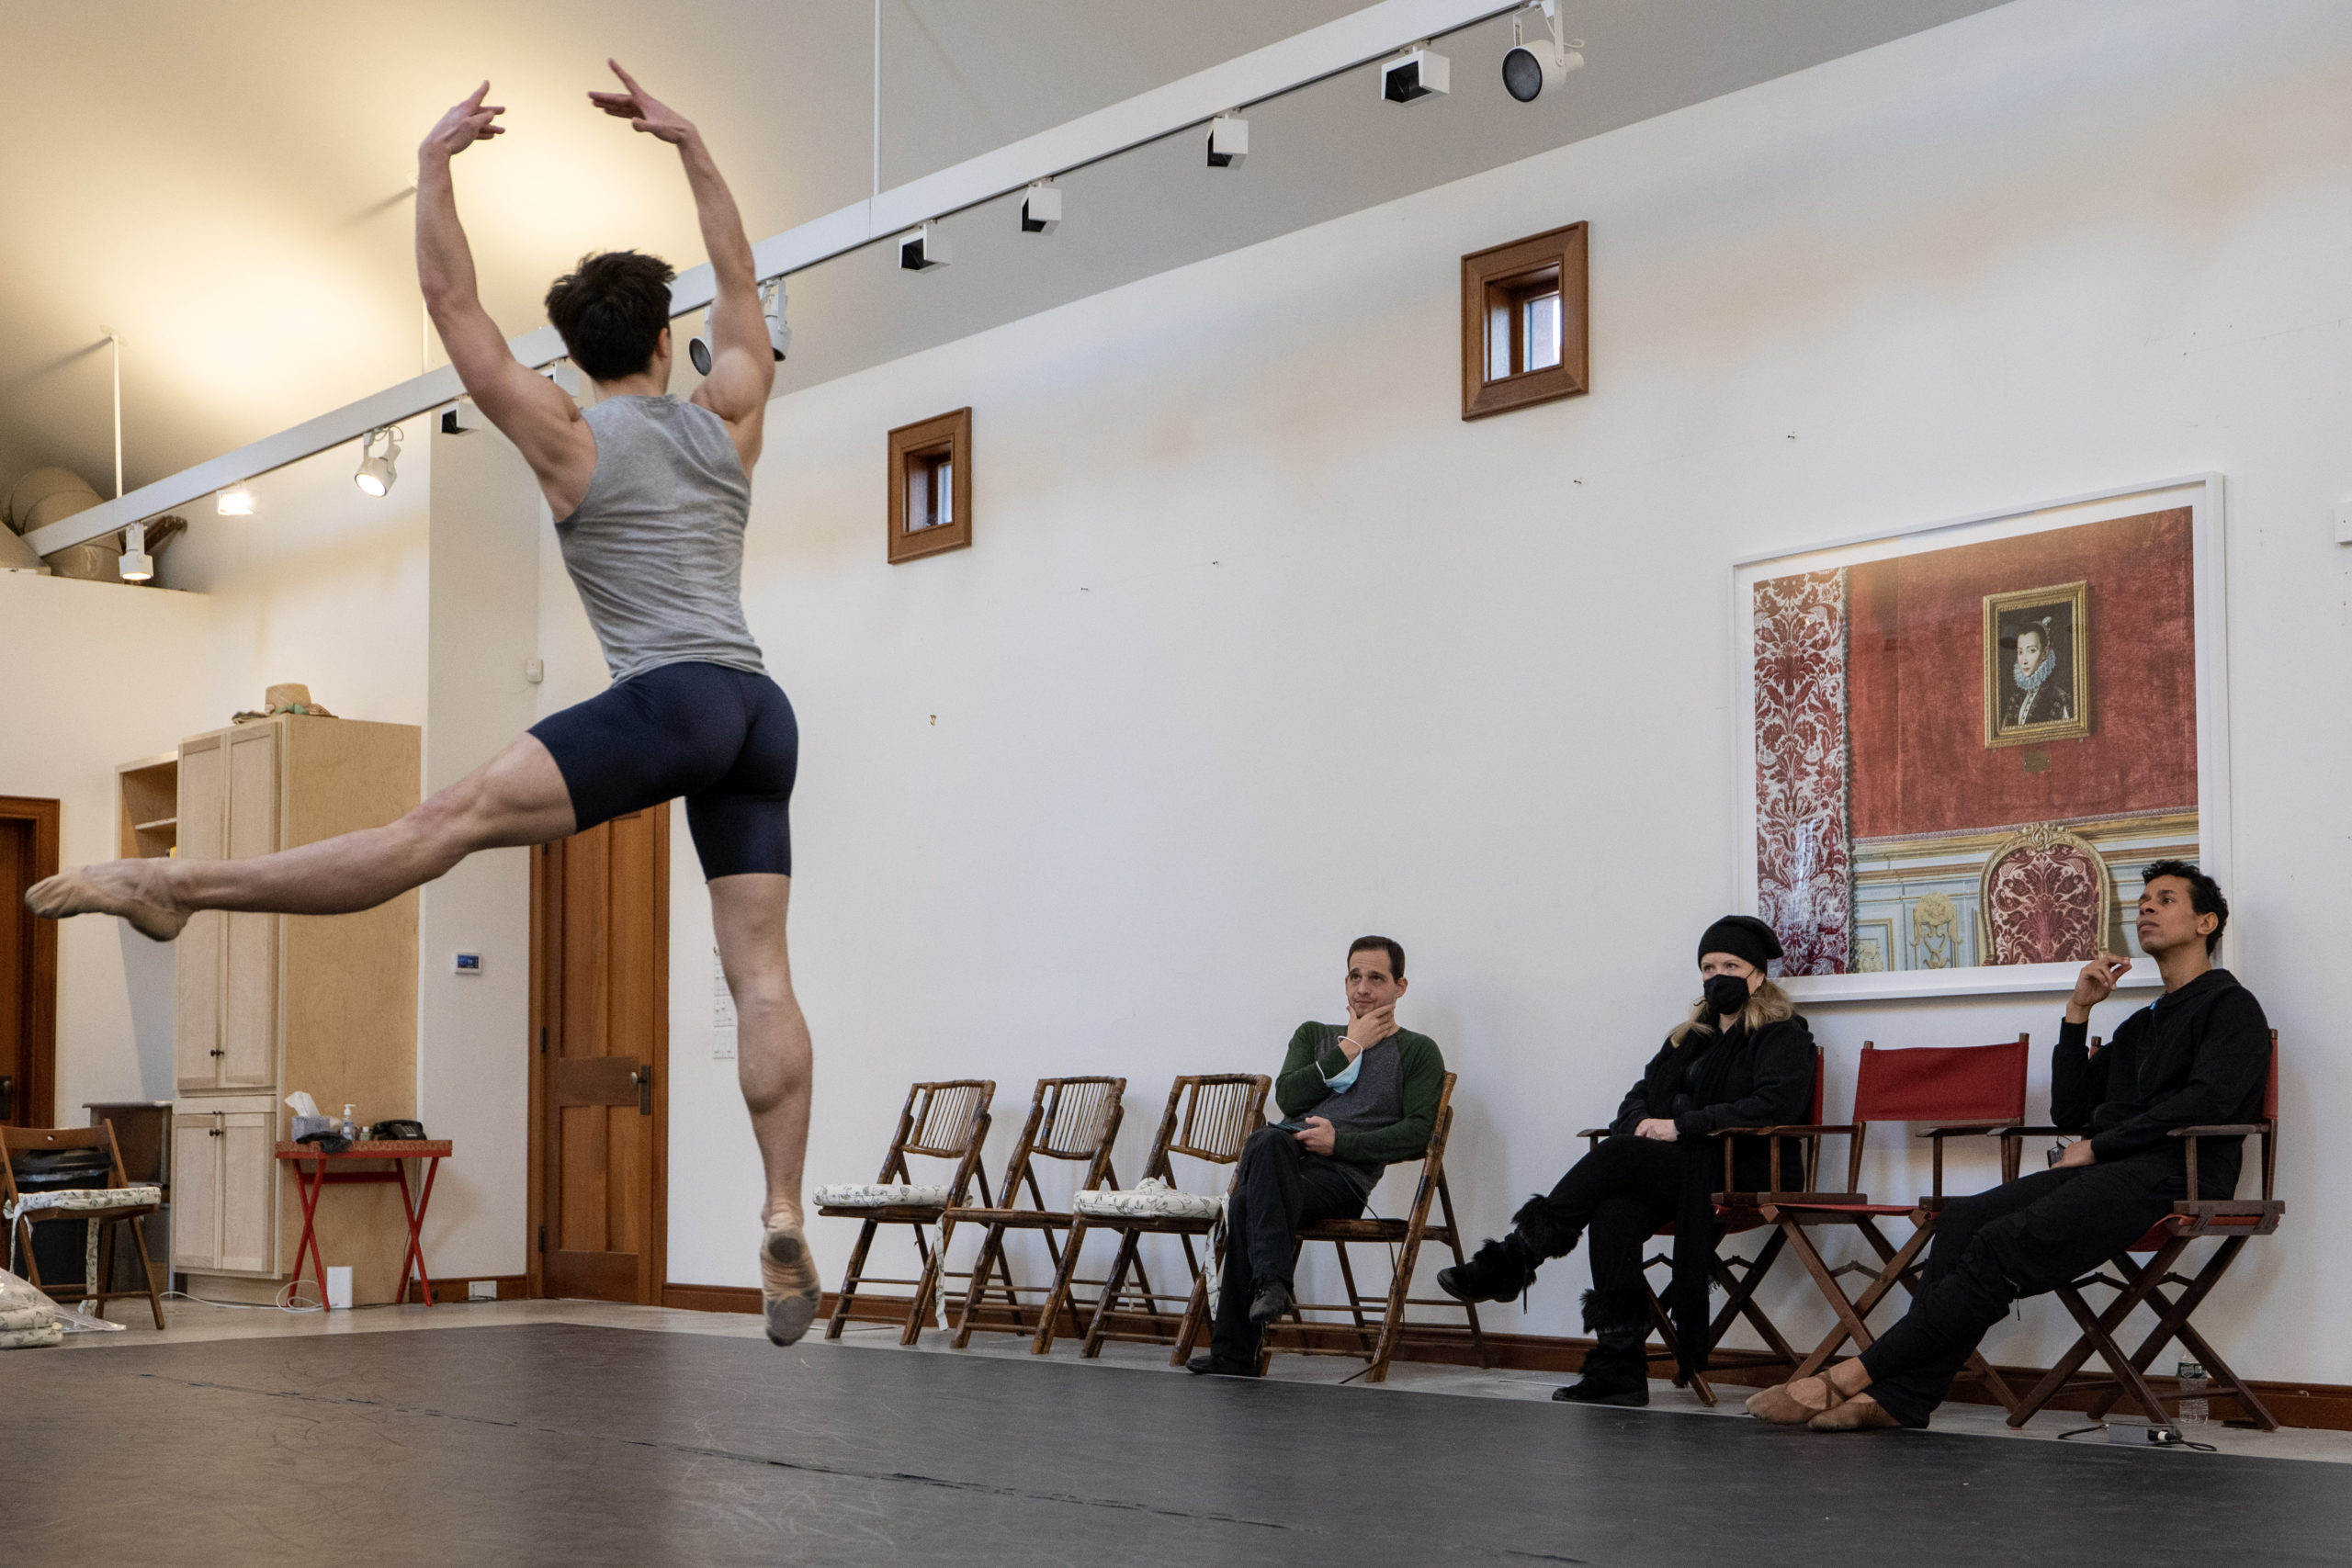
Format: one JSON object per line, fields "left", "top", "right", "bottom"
{"left": 1858, "top": 1156, "right": 2187, "bottom": 1426}
{"left": 1209, "top": 1125, "right": 1367, "bottom": 1364}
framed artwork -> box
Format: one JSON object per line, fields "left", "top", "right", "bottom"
{"left": 1983, "top": 581, "right": 2090, "bottom": 748}
{"left": 1733, "top": 476, "right": 2229, "bottom": 1001}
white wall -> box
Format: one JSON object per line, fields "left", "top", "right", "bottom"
{"left": 653, "top": 0, "right": 2352, "bottom": 1384}
{"left": 0, "top": 574, "right": 212, "bottom": 1112}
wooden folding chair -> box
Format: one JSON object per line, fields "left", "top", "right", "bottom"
{"left": 2007, "top": 1033, "right": 2284, "bottom": 1430}
{"left": 950, "top": 1077, "right": 1126, "bottom": 1347}
{"left": 2, "top": 1123, "right": 166, "bottom": 1329}
{"left": 1754, "top": 1036, "right": 2030, "bottom": 1411}
{"left": 818, "top": 1079, "right": 996, "bottom": 1345}
{"left": 1239, "top": 1072, "right": 1488, "bottom": 1384}
{"left": 1568, "top": 1047, "right": 1828, "bottom": 1404}
{"left": 1023, "top": 1074, "right": 1272, "bottom": 1359}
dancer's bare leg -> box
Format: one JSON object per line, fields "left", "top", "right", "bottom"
{"left": 26, "top": 734, "right": 575, "bottom": 940}
{"left": 710, "top": 871, "right": 819, "bottom": 1343}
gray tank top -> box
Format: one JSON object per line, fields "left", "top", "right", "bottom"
{"left": 555, "top": 395, "right": 765, "bottom": 683}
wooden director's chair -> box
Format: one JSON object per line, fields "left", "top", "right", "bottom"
{"left": 2, "top": 1123, "right": 166, "bottom": 1329}
{"left": 1748, "top": 1036, "right": 2030, "bottom": 1411}
{"left": 2006, "top": 1032, "right": 2285, "bottom": 1430}
{"left": 819, "top": 1079, "right": 997, "bottom": 1344}
{"left": 1578, "top": 1047, "right": 1827, "bottom": 1405}
{"left": 951, "top": 1077, "right": 1127, "bottom": 1348}
{"left": 1030, "top": 1073, "right": 1272, "bottom": 1359}
{"left": 1233, "top": 1071, "right": 1489, "bottom": 1385}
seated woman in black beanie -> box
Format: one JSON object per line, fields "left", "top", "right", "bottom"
{"left": 1439, "top": 915, "right": 1815, "bottom": 1404}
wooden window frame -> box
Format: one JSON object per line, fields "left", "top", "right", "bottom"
{"left": 1461, "top": 221, "right": 1589, "bottom": 421}
{"left": 887, "top": 408, "right": 974, "bottom": 564}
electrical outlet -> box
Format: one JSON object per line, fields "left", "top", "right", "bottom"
{"left": 469, "top": 1280, "right": 499, "bottom": 1302}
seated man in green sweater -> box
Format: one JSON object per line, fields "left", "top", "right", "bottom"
{"left": 1188, "top": 934, "right": 1447, "bottom": 1377}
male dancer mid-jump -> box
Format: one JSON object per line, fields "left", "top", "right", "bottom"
{"left": 29, "top": 65, "right": 822, "bottom": 1345}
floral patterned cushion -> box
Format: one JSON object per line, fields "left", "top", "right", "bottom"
{"left": 2, "top": 1184, "right": 161, "bottom": 1221}
{"left": 1072, "top": 1178, "right": 1223, "bottom": 1222}
{"left": 0, "top": 1323, "right": 64, "bottom": 1349}
{"left": 812, "top": 1182, "right": 952, "bottom": 1209}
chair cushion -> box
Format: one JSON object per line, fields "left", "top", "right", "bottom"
{"left": 0, "top": 1322, "right": 63, "bottom": 1350}
{"left": 1072, "top": 1179, "right": 1223, "bottom": 1222}
{"left": 811, "top": 1182, "right": 950, "bottom": 1209}
{"left": 3, "top": 1184, "right": 161, "bottom": 1221}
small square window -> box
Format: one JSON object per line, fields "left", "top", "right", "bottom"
{"left": 887, "top": 408, "right": 972, "bottom": 563}
{"left": 1461, "top": 222, "right": 1588, "bottom": 420}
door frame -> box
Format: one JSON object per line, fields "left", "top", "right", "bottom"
{"left": 0, "top": 796, "right": 61, "bottom": 1128}
{"left": 525, "top": 807, "right": 671, "bottom": 1301}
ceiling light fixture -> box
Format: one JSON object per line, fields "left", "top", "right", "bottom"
{"left": 1020, "top": 180, "right": 1062, "bottom": 235}
{"left": 216, "top": 487, "right": 255, "bottom": 515}
{"left": 688, "top": 278, "right": 791, "bottom": 375}
{"left": 1205, "top": 113, "right": 1249, "bottom": 168}
{"left": 1502, "top": 2, "right": 1583, "bottom": 103}
{"left": 899, "top": 221, "right": 951, "bottom": 271}
{"left": 118, "top": 522, "right": 153, "bottom": 581}
{"left": 1381, "top": 43, "right": 1450, "bottom": 103}
{"left": 354, "top": 425, "right": 402, "bottom": 496}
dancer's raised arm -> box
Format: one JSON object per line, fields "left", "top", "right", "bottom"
{"left": 591, "top": 61, "right": 773, "bottom": 472}
{"left": 416, "top": 82, "right": 595, "bottom": 512}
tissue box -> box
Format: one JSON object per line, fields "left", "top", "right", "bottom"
{"left": 290, "top": 1114, "right": 337, "bottom": 1141}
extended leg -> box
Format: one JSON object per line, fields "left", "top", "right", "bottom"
{"left": 28, "top": 734, "right": 574, "bottom": 939}
{"left": 710, "top": 872, "right": 819, "bottom": 1345}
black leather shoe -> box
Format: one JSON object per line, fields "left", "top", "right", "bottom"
{"left": 1550, "top": 1342, "right": 1650, "bottom": 1406}
{"left": 1186, "top": 1354, "right": 1260, "bottom": 1377}
{"left": 1247, "top": 1279, "right": 1294, "bottom": 1326}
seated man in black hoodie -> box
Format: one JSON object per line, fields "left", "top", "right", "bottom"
{"left": 1439, "top": 915, "right": 1815, "bottom": 1404}
{"left": 1749, "top": 860, "right": 2269, "bottom": 1431}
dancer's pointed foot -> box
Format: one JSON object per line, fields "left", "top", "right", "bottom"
{"left": 26, "top": 862, "right": 189, "bottom": 942}
{"left": 1746, "top": 1374, "right": 1836, "bottom": 1424}
{"left": 1810, "top": 1393, "right": 1904, "bottom": 1431}
{"left": 760, "top": 1202, "right": 821, "bottom": 1346}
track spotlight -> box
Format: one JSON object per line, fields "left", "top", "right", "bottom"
{"left": 354, "top": 425, "right": 402, "bottom": 497}
{"left": 688, "top": 278, "right": 791, "bottom": 374}
{"left": 1020, "top": 181, "right": 1062, "bottom": 235}
{"left": 1502, "top": 2, "right": 1582, "bottom": 103}
{"left": 899, "top": 221, "right": 951, "bottom": 271}
{"left": 216, "top": 487, "right": 255, "bottom": 515}
{"left": 1381, "top": 43, "right": 1449, "bottom": 103}
{"left": 1205, "top": 113, "right": 1248, "bottom": 168}
{"left": 118, "top": 522, "right": 153, "bottom": 581}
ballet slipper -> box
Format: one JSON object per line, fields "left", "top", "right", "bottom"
{"left": 760, "top": 1203, "right": 821, "bottom": 1347}
{"left": 25, "top": 863, "right": 190, "bottom": 942}
{"left": 1746, "top": 1375, "right": 1836, "bottom": 1424}
{"left": 1809, "top": 1393, "right": 1904, "bottom": 1431}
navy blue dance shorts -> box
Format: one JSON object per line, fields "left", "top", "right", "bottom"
{"left": 529, "top": 661, "right": 797, "bottom": 878}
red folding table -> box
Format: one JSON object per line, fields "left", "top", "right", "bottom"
{"left": 275, "top": 1139, "right": 453, "bottom": 1306}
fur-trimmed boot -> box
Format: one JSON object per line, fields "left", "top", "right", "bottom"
{"left": 1551, "top": 1288, "right": 1653, "bottom": 1406}
{"left": 1439, "top": 1195, "right": 1573, "bottom": 1304}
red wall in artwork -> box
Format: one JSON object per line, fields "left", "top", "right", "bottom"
{"left": 1847, "top": 508, "right": 2196, "bottom": 840}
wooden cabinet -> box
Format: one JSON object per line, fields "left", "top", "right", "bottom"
{"left": 166, "top": 715, "right": 422, "bottom": 1289}
{"left": 170, "top": 1097, "right": 275, "bottom": 1277}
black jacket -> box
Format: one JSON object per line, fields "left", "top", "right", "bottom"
{"left": 1611, "top": 1015, "right": 1815, "bottom": 1190}
{"left": 2053, "top": 967, "right": 2269, "bottom": 1196}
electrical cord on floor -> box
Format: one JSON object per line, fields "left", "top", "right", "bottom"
{"left": 2054, "top": 1422, "right": 2218, "bottom": 1452}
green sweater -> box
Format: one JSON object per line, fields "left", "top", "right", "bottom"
{"left": 1273, "top": 1022, "right": 1446, "bottom": 1168}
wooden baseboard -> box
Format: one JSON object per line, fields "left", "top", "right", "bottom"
{"left": 661, "top": 1283, "right": 764, "bottom": 1314}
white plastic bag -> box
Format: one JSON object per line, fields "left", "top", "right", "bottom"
{"left": 0, "top": 1263, "right": 126, "bottom": 1337}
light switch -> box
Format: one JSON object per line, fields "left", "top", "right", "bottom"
{"left": 2335, "top": 502, "right": 2352, "bottom": 545}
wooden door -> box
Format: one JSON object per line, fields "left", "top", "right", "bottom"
{"left": 0, "top": 798, "right": 59, "bottom": 1127}
{"left": 220, "top": 726, "right": 281, "bottom": 1091}
{"left": 534, "top": 808, "right": 668, "bottom": 1303}
{"left": 175, "top": 734, "right": 227, "bottom": 1093}
{"left": 172, "top": 1105, "right": 224, "bottom": 1272}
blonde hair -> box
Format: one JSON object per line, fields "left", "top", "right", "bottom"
{"left": 1667, "top": 976, "right": 1794, "bottom": 1048}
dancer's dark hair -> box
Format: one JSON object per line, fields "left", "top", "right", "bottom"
{"left": 545, "top": 251, "right": 676, "bottom": 381}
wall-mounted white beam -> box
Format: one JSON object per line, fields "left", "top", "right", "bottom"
{"left": 28, "top": 0, "right": 1514, "bottom": 558}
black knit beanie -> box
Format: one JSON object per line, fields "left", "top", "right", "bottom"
{"left": 1697, "top": 915, "right": 1782, "bottom": 971}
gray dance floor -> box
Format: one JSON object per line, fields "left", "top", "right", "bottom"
{"left": 2, "top": 1323, "right": 2343, "bottom": 1566}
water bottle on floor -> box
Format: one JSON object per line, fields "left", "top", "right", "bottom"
{"left": 2176, "top": 1359, "right": 2210, "bottom": 1427}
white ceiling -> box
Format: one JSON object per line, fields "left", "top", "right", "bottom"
{"left": 0, "top": 0, "right": 2006, "bottom": 503}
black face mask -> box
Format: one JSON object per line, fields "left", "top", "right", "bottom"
{"left": 1703, "top": 974, "right": 1752, "bottom": 1018}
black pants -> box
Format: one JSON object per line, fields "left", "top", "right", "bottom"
{"left": 1858, "top": 1158, "right": 2186, "bottom": 1427}
{"left": 1521, "top": 1135, "right": 1682, "bottom": 1302}
{"left": 1209, "top": 1127, "right": 1368, "bottom": 1362}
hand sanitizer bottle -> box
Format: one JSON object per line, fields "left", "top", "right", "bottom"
{"left": 341, "top": 1104, "right": 359, "bottom": 1143}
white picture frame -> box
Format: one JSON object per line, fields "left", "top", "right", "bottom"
{"left": 1732, "top": 475, "right": 2230, "bottom": 1003}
